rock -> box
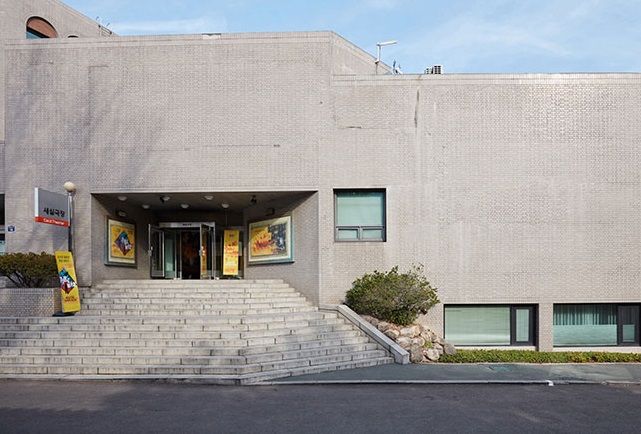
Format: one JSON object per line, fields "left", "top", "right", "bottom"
{"left": 443, "top": 343, "right": 457, "bottom": 355}
{"left": 363, "top": 315, "right": 378, "bottom": 327}
{"left": 396, "top": 336, "right": 413, "bottom": 350}
{"left": 424, "top": 348, "right": 441, "bottom": 361}
{"left": 377, "top": 321, "right": 391, "bottom": 332}
{"left": 409, "top": 345, "right": 424, "bottom": 363}
{"left": 359, "top": 314, "right": 452, "bottom": 363}
{"left": 412, "top": 337, "right": 426, "bottom": 347}
{"left": 400, "top": 325, "right": 420, "bottom": 338}
{"left": 384, "top": 329, "right": 400, "bottom": 340}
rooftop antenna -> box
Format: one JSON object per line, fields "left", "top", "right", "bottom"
{"left": 375, "top": 40, "right": 397, "bottom": 64}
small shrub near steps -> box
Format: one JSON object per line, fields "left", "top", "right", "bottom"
{"left": 361, "top": 315, "right": 456, "bottom": 363}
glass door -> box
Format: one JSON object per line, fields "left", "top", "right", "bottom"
{"left": 618, "top": 305, "right": 640, "bottom": 345}
{"left": 149, "top": 225, "right": 165, "bottom": 278}
{"left": 200, "top": 223, "right": 215, "bottom": 279}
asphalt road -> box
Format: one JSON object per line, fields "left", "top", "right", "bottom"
{"left": 1, "top": 380, "right": 640, "bottom": 433}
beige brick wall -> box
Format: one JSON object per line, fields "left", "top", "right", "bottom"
{"left": 324, "top": 74, "right": 641, "bottom": 349}
{"left": 0, "top": 0, "right": 109, "bottom": 186}
{"left": 4, "top": 28, "right": 641, "bottom": 349}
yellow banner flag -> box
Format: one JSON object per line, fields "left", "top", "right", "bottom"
{"left": 54, "top": 251, "right": 81, "bottom": 313}
{"left": 223, "top": 230, "right": 240, "bottom": 276}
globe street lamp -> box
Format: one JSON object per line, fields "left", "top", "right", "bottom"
{"left": 63, "top": 181, "right": 76, "bottom": 254}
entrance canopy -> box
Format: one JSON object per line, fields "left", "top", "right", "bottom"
{"left": 93, "top": 191, "right": 299, "bottom": 214}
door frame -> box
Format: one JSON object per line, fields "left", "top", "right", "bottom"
{"left": 149, "top": 222, "right": 217, "bottom": 279}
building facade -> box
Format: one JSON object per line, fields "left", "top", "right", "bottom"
{"left": 2, "top": 0, "right": 641, "bottom": 352}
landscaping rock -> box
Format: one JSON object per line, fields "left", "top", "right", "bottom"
{"left": 443, "top": 343, "right": 457, "bottom": 356}
{"left": 424, "top": 348, "right": 441, "bottom": 361}
{"left": 361, "top": 316, "right": 456, "bottom": 363}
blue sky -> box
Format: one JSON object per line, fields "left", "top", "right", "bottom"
{"left": 62, "top": 0, "right": 641, "bottom": 74}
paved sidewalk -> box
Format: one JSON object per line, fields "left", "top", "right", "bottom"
{"left": 268, "top": 363, "right": 641, "bottom": 385}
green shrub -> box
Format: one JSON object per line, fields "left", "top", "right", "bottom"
{"left": 0, "top": 252, "right": 58, "bottom": 288}
{"left": 438, "top": 349, "right": 641, "bottom": 364}
{"left": 344, "top": 264, "right": 439, "bottom": 325}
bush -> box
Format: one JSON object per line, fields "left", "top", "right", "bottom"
{"left": 438, "top": 349, "right": 641, "bottom": 364}
{"left": 0, "top": 252, "right": 58, "bottom": 287}
{"left": 344, "top": 264, "right": 439, "bottom": 325}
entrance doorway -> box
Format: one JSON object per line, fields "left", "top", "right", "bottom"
{"left": 148, "top": 223, "right": 244, "bottom": 279}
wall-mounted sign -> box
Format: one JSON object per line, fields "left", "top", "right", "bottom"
{"left": 34, "top": 188, "right": 69, "bottom": 227}
{"left": 7, "top": 226, "right": 15, "bottom": 232}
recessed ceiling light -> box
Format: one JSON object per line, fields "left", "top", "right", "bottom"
{"left": 180, "top": 203, "right": 189, "bottom": 209}
{"left": 204, "top": 195, "right": 214, "bottom": 201}
{"left": 117, "top": 196, "right": 127, "bottom": 201}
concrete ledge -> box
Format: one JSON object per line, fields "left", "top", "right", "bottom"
{"left": 320, "top": 304, "right": 409, "bottom": 364}
{"left": 0, "top": 288, "right": 61, "bottom": 317}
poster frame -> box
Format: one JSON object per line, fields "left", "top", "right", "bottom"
{"left": 105, "top": 217, "right": 137, "bottom": 267}
{"left": 248, "top": 215, "right": 293, "bottom": 265}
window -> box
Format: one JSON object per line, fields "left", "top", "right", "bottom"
{"left": 334, "top": 190, "right": 385, "bottom": 241}
{"left": 26, "top": 17, "right": 58, "bottom": 39}
{"left": 554, "top": 304, "right": 640, "bottom": 347}
{"left": 444, "top": 305, "right": 536, "bottom": 346}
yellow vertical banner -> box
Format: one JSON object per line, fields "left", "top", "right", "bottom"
{"left": 200, "top": 231, "right": 208, "bottom": 279}
{"left": 223, "top": 230, "right": 240, "bottom": 276}
{"left": 54, "top": 251, "right": 81, "bottom": 313}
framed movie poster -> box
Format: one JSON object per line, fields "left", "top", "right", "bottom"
{"left": 106, "top": 218, "right": 136, "bottom": 266}
{"left": 248, "top": 216, "right": 293, "bottom": 264}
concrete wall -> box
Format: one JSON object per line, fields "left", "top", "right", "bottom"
{"left": 324, "top": 73, "right": 641, "bottom": 345}
{"left": 0, "top": 0, "right": 108, "bottom": 191}
{"left": 244, "top": 192, "right": 320, "bottom": 305}
{"left": 3, "top": 31, "right": 371, "bottom": 291}
{"left": 4, "top": 21, "right": 641, "bottom": 349}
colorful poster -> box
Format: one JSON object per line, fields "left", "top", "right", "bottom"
{"left": 223, "top": 230, "right": 240, "bottom": 276}
{"left": 106, "top": 219, "right": 136, "bottom": 266}
{"left": 54, "top": 251, "right": 81, "bottom": 313}
{"left": 248, "top": 216, "right": 293, "bottom": 264}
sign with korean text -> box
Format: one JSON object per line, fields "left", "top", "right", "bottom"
{"left": 55, "top": 251, "right": 81, "bottom": 313}
{"left": 223, "top": 230, "right": 240, "bottom": 276}
{"left": 34, "top": 188, "right": 69, "bottom": 227}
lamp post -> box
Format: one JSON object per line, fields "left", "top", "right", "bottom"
{"left": 63, "top": 181, "right": 76, "bottom": 254}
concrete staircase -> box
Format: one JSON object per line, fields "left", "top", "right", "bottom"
{"left": 0, "top": 279, "right": 393, "bottom": 384}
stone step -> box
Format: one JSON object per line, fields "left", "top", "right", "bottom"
{"left": 0, "top": 311, "right": 339, "bottom": 325}
{"left": 0, "top": 323, "right": 356, "bottom": 341}
{"left": 0, "top": 341, "right": 381, "bottom": 358}
{"left": 0, "top": 328, "right": 366, "bottom": 348}
{"left": 240, "top": 357, "right": 395, "bottom": 385}
{"left": 80, "top": 301, "right": 312, "bottom": 310}
{"left": 0, "top": 317, "right": 346, "bottom": 333}
{"left": 0, "top": 347, "right": 390, "bottom": 368}
{"left": 0, "top": 279, "right": 394, "bottom": 381}
{"left": 0, "top": 350, "right": 393, "bottom": 376}
{"left": 81, "top": 295, "right": 309, "bottom": 303}
{"left": 92, "top": 282, "right": 291, "bottom": 292}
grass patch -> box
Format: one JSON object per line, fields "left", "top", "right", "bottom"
{"left": 438, "top": 349, "right": 641, "bottom": 364}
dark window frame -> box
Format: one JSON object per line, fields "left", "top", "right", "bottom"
{"left": 334, "top": 189, "right": 386, "bottom": 242}
{"left": 553, "top": 303, "right": 641, "bottom": 347}
{"left": 444, "top": 304, "right": 538, "bottom": 347}
{"left": 617, "top": 304, "right": 640, "bottom": 346}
